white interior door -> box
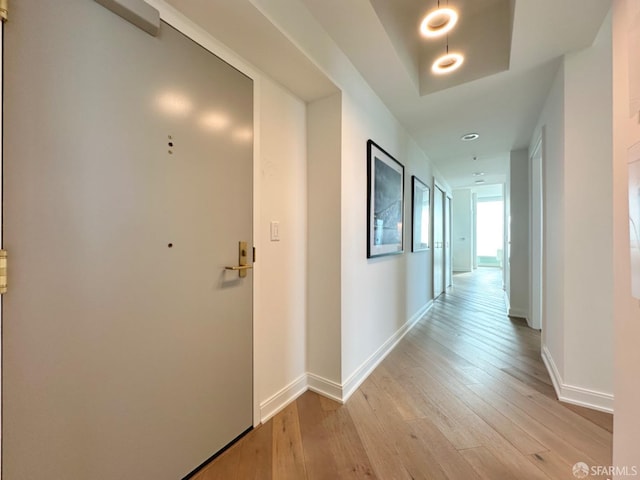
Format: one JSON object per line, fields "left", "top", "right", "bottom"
{"left": 530, "top": 137, "right": 544, "bottom": 331}
{"left": 433, "top": 185, "right": 445, "bottom": 298}
{"left": 3, "top": 2, "right": 253, "bottom": 478}
{"left": 445, "top": 195, "right": 452, "bottom": 287}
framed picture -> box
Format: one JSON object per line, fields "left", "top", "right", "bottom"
{"left": 412, "top": 176, "right": 430, "bottom": 252}
{"left": 367, "top": 139, "right": 404, "bottom": 258}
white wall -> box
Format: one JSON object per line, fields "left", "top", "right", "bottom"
{"left": 532, "top": 12, "right": 614, "bottom": 411}
{"left": 452, "top": 189, "right": 473, "bottom": 272}
{"left": 340, "top": 91, "right": 440, "bottom": 392}
{"left": 532, "top": 62, "right": 566, "bottom": 380}
{"left": 508, "top": 149, "right": 530, "bottom": 320}
{"left": 307, "top": 92, "right": 342, "bottom": 389}
{"left": 406, "top": 140, "right": 437, "bottom": 318}
{"left": 612, "top": 0, "right": 640, "bottom": 471}
{"left": 250, "top": 0, "right": 449, "bottom": 398}
{"left": 256, "top": 77, "right": 309, "bottom": 418}
{"left": 563, "top": 14, "right": 614, "bottom": 396}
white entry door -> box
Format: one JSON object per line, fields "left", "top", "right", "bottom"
{"left": 3, "top": 1, "right": 253, "bottom": 479}
{"left": 433, "top": 185, "right": 445, "bottom": 298}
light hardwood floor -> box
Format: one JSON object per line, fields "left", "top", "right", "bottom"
{"left": 193, "top": 268, "right": 613, "bottom": 480}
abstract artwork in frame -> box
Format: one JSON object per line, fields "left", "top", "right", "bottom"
{"left": 412, "top": 176, "right": 430, "bottom": 252}
{"left": 367, "top": 140, "right": 404, "bottom": 258}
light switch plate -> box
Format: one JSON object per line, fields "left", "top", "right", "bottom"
{"left": 270, "top": 221, "right": 280, "bottom": 241}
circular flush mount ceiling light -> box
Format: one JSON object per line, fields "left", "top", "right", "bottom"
{"left": 472, "top": 172, "right": 485, "bottom": 177}
{"left": 432, "top": 52, "right": 464, "bottom": 74}
{"left": 475, "top": 179, "right": 486, "bottom": 184}
{"left": 420, "top": 8, "right": 458, "bottom": 38}
{"left": 460, "top": 132, "right": 479, "bottom": 141}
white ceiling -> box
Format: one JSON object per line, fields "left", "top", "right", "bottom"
{"left": 164, "top": 0, "right": 611, "bottom": 189}
{"left": 368, "top": 0, "right": 514, "bottom": 96}
{"left": 298, "top": 0, "right": 610, "bottom": 188}
{"left": 163, "top": 0, "right": 338, "bottom": 101}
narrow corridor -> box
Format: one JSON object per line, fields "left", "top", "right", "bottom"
{"left": 196, "top": 268, "right": 612, "bottom": 479}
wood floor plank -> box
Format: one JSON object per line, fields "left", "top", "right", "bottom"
{"left": 463, "top": 383, "right": 604, "bottom": 468}
{"left": 454, "top": 386, "right": 549, "bottom": 455}
{"left": 368, "top": 365, "right": 427, "bottom": 421}
{"left": 378, "top": 364, "right": 484, "bottom": 450}
{"left": 412, "top": 418, "right": 482, "bottom": 480}
{"left": 318, "top": 394, "right": 342, "bottom": 412}
{"left": 460, "top": 409, "right": 552, "bottom": 479}
{"left": 359, "top": 380, "right": 449, "bottom": 479}
{"left": 562, "top": 403, "right": 614, "bottom": 433}
{"left": 319, "top": 402, "right": 378, "bottom": 478}
{"left": 392, "top": 366, "right": 477, "bottom": 422}
{"left": 235, "top": 423, "right": 273, "bottom": 480}
{"left": 481, "top": 374, "right": 612, "bottom": 448}
{"left": 459, "top": 446, "right": 521, "bottom": 480}
{"left": 456, "top": 362, "right": 612, "bottom": 450}
{"left": 272, "top": 401, "right": 307, "bottom": 480}
{"left": 528, "top": 450, "right": 580, "bottom": 480}
{"left": 346, "top": 390, "right": 413, "bottom": 480}
{"left": 195, "top": 443, "right": 242, "bottom": 480}
{"left": 466, "top": 382, "right": 612, "bottom": 465}
{"left": 297, "top": 392, "right": 341, "bottom": 480}
{"left": 192, "top": 268, "right": 612, "bottom": 480}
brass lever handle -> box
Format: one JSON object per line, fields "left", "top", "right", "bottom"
{"left": 225, "top": 265, "right": 253, "bottom": 271}
{"left": 226, "top": 241, "right": 252, "bottom": 278}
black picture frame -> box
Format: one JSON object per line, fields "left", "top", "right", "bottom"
{"left": 367, "top": 140, "right": 404, "bottom": 258}
{"left": 412, "top": 176, "right": 430, "bottom": 252}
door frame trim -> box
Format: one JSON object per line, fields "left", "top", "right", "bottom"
{"left": 145, "top": 0, "right": 261, "bottom": 426}
{"left": 1, "top": 15, "right": 4, "bottom": 473}
{"left": 445, "top": 194, "right": 452, "bottom": 288}
{"left": 432, "top": 180, "right": 446, "bottom": 299}
{"left": 529, "top": 131, "right": 544, "bottom": 332}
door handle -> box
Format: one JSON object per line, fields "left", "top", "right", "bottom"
{"left": 225, "top": 265, "right": 253, "bottom": 272}
{"left": 225, "top": 241, "right": 252, "bottom": 278}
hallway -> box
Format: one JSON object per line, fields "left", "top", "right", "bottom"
{"left": 195, "top": 268, "right": 612, "bottom": 479}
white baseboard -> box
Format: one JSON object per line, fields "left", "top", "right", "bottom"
{"left": 541, "top": 346, "right": 614, "bottom": 413}
{"left": 508, "top": 308, "right": 528, "bottom": 320}
{"left": 341, "top": 300, "right": 433, "bottom": 402}
{"left": 307, "top": 373, "right": 343, "bottom": 403}
{"left": 259, "top": 374, "right": 308, "bottom": 423}
{"left": 258, "top": 300, "right": 433, "bottom": 423}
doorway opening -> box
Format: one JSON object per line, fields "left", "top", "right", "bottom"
{"left": 476, "top": 196, "right": 505, "bottom": 269}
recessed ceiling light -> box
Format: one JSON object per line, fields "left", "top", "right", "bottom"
{"left": 420, "top": 8, "right": 458, "bottom": 38}
{"left": 461, "top": 133, "right": 479, "bottom": 141}
{"left": 475, "top": 180, "right": 486, "bottom": 184}
{"left": 472, "top": 172, "right": 485, "bottom": 177}
{"left": 432, "top": 52, "right": 464, "bottom": 74}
